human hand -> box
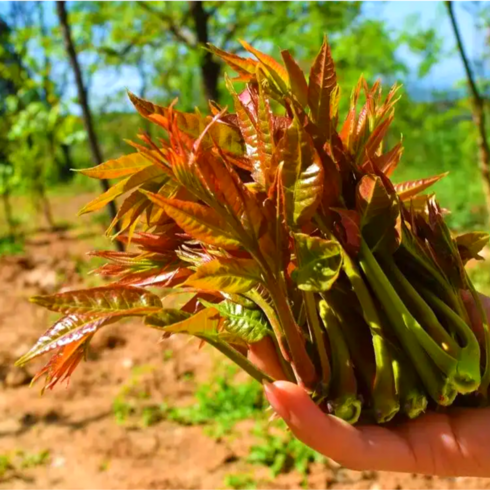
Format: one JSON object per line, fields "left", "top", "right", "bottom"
{"left": 248, "top": 293, "right": 490, "bottom": 477}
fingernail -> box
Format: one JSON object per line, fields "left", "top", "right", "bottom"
{"left": 263, "top": 380, "right": 291, "bottom": 423}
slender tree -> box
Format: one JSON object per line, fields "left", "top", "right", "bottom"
{"left": 446, "top": 1, "right": 490, "bottom": 220}
{"left": 56, "top": 1, "right": 122, "bottom": 246}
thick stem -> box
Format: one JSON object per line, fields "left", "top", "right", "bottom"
{"left": 319, "top": 299, "right": 361, "bottom": 424}
{"left": 246, "top": 290, "right": 295, "bottom": 383}
{"left": 380, "top": 254, "right": 460, "bottom": 355}
{"left": 304, "top": 292, "right": 331, "bottom": 391}
{"left": 391, "top": 349, "right": 428, "bottom": 419}
{"left": 359, "top": 240, "right": 457, "bottom": 405}
{"left": 266, "top": 277, "right": 318, "bottom": 389}
{"left": 417, "top": 284, "right": 481, "bottom": 393}
{"left": 341, "top": 254, "right": 399, "bottom": 423}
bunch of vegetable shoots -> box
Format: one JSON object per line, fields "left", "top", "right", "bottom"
{"left": 17, "top": 39, "right": 490, "bottom": 425}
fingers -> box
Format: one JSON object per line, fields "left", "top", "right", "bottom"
{"left": 248, "top": 337, "right": 288, "bottom": 381}
{"left": 264, "top": 381, "right": 418, "bottom": 473}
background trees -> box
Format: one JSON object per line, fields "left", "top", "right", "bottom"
{"left": 0, "top": 0, "right": 489, "bottom": 240}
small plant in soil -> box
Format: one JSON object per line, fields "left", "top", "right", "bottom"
{"left": 248, "top": 420, "right": 325, "bottom": 482}
{"left": 15, "top": 38, "right": 490, "bottom": 425}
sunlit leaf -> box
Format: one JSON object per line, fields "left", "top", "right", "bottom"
{"left": 185, "top": 257, "right": 262, "bottom": 294}
{"left": 278, "top": 119, "right": 324, "bottom": 226}
{"left": 292, "top": 233, "right": 343, "bottom": 292}
{"left": 17, "top": 315, "right": 111, "bottom": 366}
{"left": 152, "top": 307, "right": 220, "bottom": 335}
{"left": 207, "top": 44, "right": 258, "bottom": 77}
{"left": 30, "top": 286, "right": 162, "bottom": 317}
{"left": 128, "top": 92, "right": 244, "bottom": 155}
{"left": 395, "top": 173, "right": 449, "bottom": 201}
{"left": 239, "top": 39, "right": 289, "bottom": 93}
{"left": 308, "top": 37, "right": 337, "bottom": 140}
{"left": 30, "top": 336, "right": 90, "bottom": 392}
{"left": 281, "top": 50, "right": 308, "bottom": 108}
{"left": 142, "top": 192, "right": 242, "bottom": 249}
{"left": 456, "top": 232, "right": 490, "bottom": 264}
{"left": 79, "top": 165, "right": 165, "bottom": 215}
{"left": 200, "top": 299, "right": 270, "bottom": 343}
{"left": 77, "top": 152, "right": 154, "bottom": 179}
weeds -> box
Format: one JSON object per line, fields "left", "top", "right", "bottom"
{"left": 112, "top": 364, "right": 165, "bottom": 428}
{"left": 168, "top": 365, "right": 265, "bottom": 437}
{"left": 248, "top": 421, "right": 325, "bottom": 481}
{"left": 0, "top": 236, "right": 24, "bottom": 257}
{"left": 0, "top": 449, "right": 51, "bottom": 480}
{"left": 224, "top": 473, "right": 258, "bottom": 490}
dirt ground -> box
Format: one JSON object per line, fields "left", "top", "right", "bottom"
{"left": 1, "top": 193, "right": 490, "bottom": 490}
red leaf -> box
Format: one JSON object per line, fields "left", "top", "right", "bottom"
{"left": 30, "top": 286, "right": 162, "bottom": 317}
{"left": 143, "top": 192, "right": 242, "bottom": 249}
{"left": 331, "top": 208, "right": 361, "bottom": 256}
{"left": 394, "top": 173, "right": 449, "bottom": 201}
{"left": 281, "top": 50, "right": 308, "bottom": 108}
{"left": 239, "top": 39, "right": 289, "bottom": 93}
{"left": 308, "top": 37, "right": 337, "bottom": 140}
{"left": 30, "top": 336, "right": 90, "bottom": 392}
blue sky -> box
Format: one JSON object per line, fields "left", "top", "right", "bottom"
{"left": 364, "top": 1, "right": 486, "bottom": 92}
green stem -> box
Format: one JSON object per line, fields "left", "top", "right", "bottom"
{"left": 359, "top": 240, "right": 457, "bottom": 405}
{"left": 341, "top": 254, "right": 399, "bottom": 423}
{"left": 249, "top": 246, "right": 318, "bottom": 389}
{"left": 247, "top": 290, "right": 297, "bottom": 384}
{"left": 397, "top": 235, "right": 469, "bottom": 324}
{"left": 380, "top": 254, "right": 460, "bottom": 356}
{"left": 318, "top": 299, "right": 361, "bottom": 424}
{"left": 199, "top": 335, "right": 273, "bottom": 384}
{"left": 391, "top": 348, "right": 428, "bottom": 419}
{"left": 304, "top": 292, "right": 331, "bottom": 391}
{"left": 416, "top": 285, "right": 480, "bottom": 394}
{"left": 268, "top": 332, "right": 296, "bottom": 383}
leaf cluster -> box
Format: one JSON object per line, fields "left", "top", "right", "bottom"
{"left": 17, "top": 38, "right": 490, "bottom": 425}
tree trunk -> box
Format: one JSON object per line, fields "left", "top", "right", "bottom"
{"left": 189, "top": 1, "right": 220, "bottom": 102}
{"left": 59, "top": 143, "right": 74, "bottom": 181}
{"left": 36, "top": 182, "right": 55, "bottom": 230}
{"left": 56, "top": 1, "right": 123, "bottom": 248}
{"left": 446, "top": 1, "right": 490, "bottom": 221}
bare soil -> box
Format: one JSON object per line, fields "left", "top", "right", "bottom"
{"left": 1, "top": 193, "right": 490, "bottom": 489}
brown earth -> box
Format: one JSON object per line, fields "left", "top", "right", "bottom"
{"left": 1, "top": 193, "right": 490, "bottom": 490}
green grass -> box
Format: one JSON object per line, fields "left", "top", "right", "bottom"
{"left": 0, "top": 236, "right": 24, "bottom": 257}
{"left": 248, "top": 421, "right": 325, "bottom": 482}
{"left": 224, "top": 473, "right": 258, "bottom": 490}
{"left": 167, "top": 365, "right": 266, "bottom": 437}
{"left": 112, "top": 364, "right": 167, "bottom": 428}
{"left": 0, "top": 449, "right": 51, "bottom": 480}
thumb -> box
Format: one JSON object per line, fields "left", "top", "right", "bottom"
{"left": 263, "top": 381, "right": 416, "bottom": 472}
